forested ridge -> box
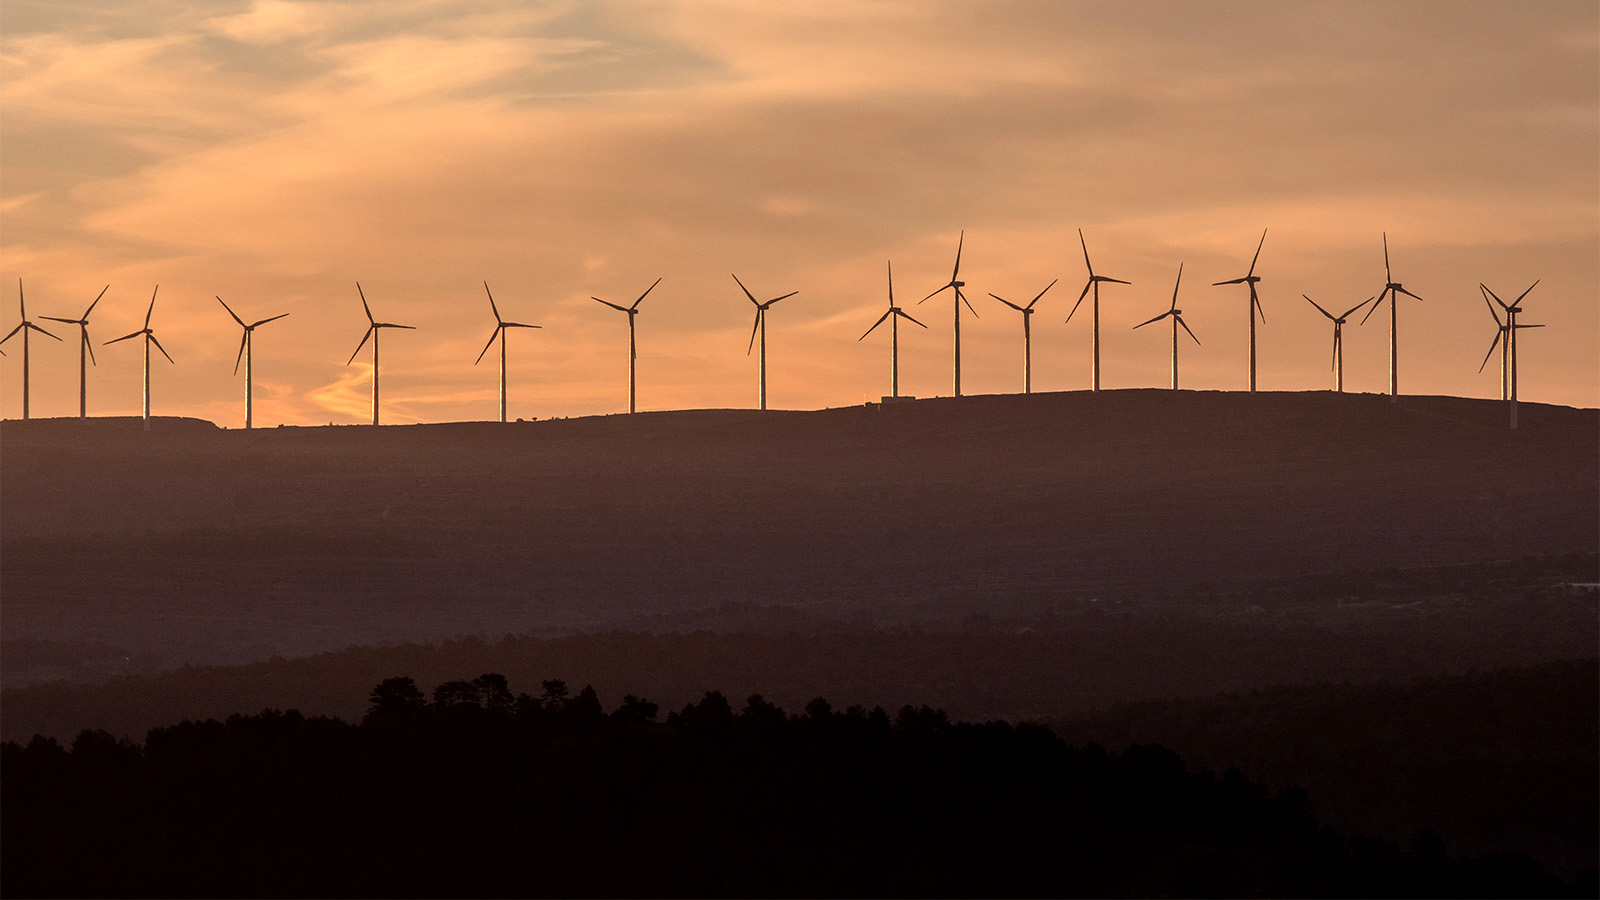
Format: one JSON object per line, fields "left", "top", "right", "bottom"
{"left": 4, "top": 674, "right": 1589, "bottom": 898}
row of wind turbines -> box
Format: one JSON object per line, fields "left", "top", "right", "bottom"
{"left": 2, "top": 230, "right": 1544, "bottom": 428}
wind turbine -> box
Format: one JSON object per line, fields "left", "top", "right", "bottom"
{"left": 732, "top": 274, "right": 796, "bottom": 411}
{"left": 988, "top": 279, "right": 1056, "bottom": 394}
{"left": 591, "top": 277, "right": 661, "bottom": 414}
{"left": 1066, "top": 229, "right": 1131, "bottom": 391}
{"left": 475, "top": 282, "right": 541, "bottom": 423}
{"left": 1, "top": 280, "right": 62, "bottom": 419}
{"left": 346, "top": 283, "right": 414, "bottom": 426}
{"left": 1302, "top": 295, "right": 1373, "bottom": 393}
{"left": 1132, "top": 263, "right": 1199, "bottom": 390}
{"left": 1480, "top": 281, "right": 1542, "bottom": 429}
{"left": 41, "top": 285, "right": 108, "bottom": 418}
{"left": 859, "top": 261, "right": 927, "bottom": 399}
{"left": 918, "top": 231, "right": 978, "bottom": 397}
{"left": 104, "top": 286, "right": 171, "bottom": 430}
{"left": 1359, "top": 233, "right": 1424, "bottom": 401}
{"left": 1213, "top": 228, "right": 1268, "bottom": 391}
{"left": 217, "top": 297, "right": 288, "bottom": 430}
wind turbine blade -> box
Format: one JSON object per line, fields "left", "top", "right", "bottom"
{"left": 347, "top": 326, "right": 373, "bottom": 365}
{"left": 1396, "top": 287, "right": 1424, "bottom": 301}
{"left": 17, "top": 278, "right": 24, "bottom": 319}
{"left": 592, "top": 297, "right": 629, "bottom": 312}
{"left": 919, "top": 284, "right": 950, "bottom": 304}
{"left": 951, "top": 230, "right": 964, "bottom": 282}
{"left": 252, "top": 313, "right": 290, "bottom": 327}
{"left": 149, "top": 333, "right": 174, "bottom": 363}
{"left": 1359, "top": 290, "right": 1389, "bottom": 325}
{"left": 503, "top": 322, "right": 540, "bottom": 329}
{"left": 897, "top": 309, "right": 928, "bottom": 329}
{"left": 105, "top": 331, "right": 142, "bottom": 345}
{"left": 27, "top": 322, "right": 62, "bottom": 340}
{"left": 1481, "top": 283, "right": 1509, "bottom": 311}
{"left": 1481, "top": 288, "right": 1503, "bottom": 325}
{"left": 1331, "top": 333, "right": 1338, "bottom": 371}
{"left": 388, "top": 324, "right": 416, "bottom": 330}
{"left": 1382, "top": 233, "right": 1391, "bottom": 284}
{"left": 1251, "top": 285, "right": 1266, "bottom": 323}
{"left": 887, "top": 260, "right": 894, "bottom": 305}
{"left": 747, "top": 309, "right": 761, "bottom": 355}
{"left": 959, "top": 287, "right": 978, "bottom": 318}
{"left": 859, "top": 310, "right": 891, "bottom": 341}
{"left": 1101, "top": 277, "right": 1132, "bottom": 285}
{"left": 145, "top": 286, "right": 158, "bottom": 328}
{"left": 1213, "top": 277, "right": 1247, "bottom": 286}
{"left": 1133, "top": 310, "right": 1170, "bottom": 329}
{"left": 483, "top": 281, "right": 501, "bottom": 323}
{"left": 234, "top": 333, "right": 247, "bottom": 376}
{"left": 84, "top": 330, "right": 96, "bottom": 366}
{"left": 1177, "top": 314, "right": 1200, "bottom": 345}
{"left": 1303, "top": 295, "right": 1335, "bottom": 320}
{"left": 1246, "top": 228, "right": 1266, "bottom": 277}
{"left": 40, "top": 316, "right": 79, "bottom": 324}
{"left": 1478, "top": 330, "right": 1503, "bottom": 373}
{"left": 475, "top": 327, "right": 500, "bottom": 365}
{"left": 631, "top": 276, "right": 663, "bottom": 309}
{"left": 0, "top": 324, "right": 23, "bottom": 344}
{"left": 1515, "top": 323, "right": 1545, "bottom": 329}
{"left": 217, "top": 296, "right": 245, "bottom": 327}
{"left": 731, "top": 273, "right": 758, "bottom": 305}
{"left": 1078, "top": 228, "right": 1093, "bottom": 276}
{"left": 989, "top": 293, "right": 1024, "bottom": 312}
{"left": 1066, "top": 281, "right": 1092, "bottom": 322}
{"left": 1026, "top": 278, "right": 1057, "bottom": 309}
{"left": 1340, "top": 298, "right": 1375, "bottom": 320}
{"left": 767, "top": 290, "right": 798, "bottom": 306}
{"left": 356, "top": 283, "right": 374, "bottom": 323}
{"left": 1169, "top": 263, "right": 1183, "bottom": 309}
{"left": 85, "top": 285, "right": 108, "bottom": 318}
{"left": 1511, "top": 280, "right": 1540, "bottom": 307}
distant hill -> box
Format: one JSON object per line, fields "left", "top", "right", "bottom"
{"left": 3, "top": 390, "right": 1595, "bottom": 674}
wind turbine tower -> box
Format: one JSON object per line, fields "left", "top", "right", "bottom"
{"left": 1, "top": 280, "right": 62, "bottom": 419}
{"left": 475, "top": 282, "right": 541, "bottom": 423}
{"left": 346, "top": 283, "right": 415, "bottom": 426}
{"left": 1359, "top": 233, "right": 1424, "bottom": 401}
{"left": 1302, "top": 295, "right": 1373, "bottom": 393}
{"left": 919, "top": 232, "right": 977, "bottom": 397}
{"left": 1213, "top": 229, "right": 1268, "bottom": 391}
{"left": 860, "top": 261, "right": 927, "bottom": 400}
{"left": 1132, "top": 263, "right": 1199, "bottom": 390}
{"left": 1066, "top": 229, "right": 1132, "bottom": 391}
{"left": 41, "top": 285, "right": 108, "bottom": 418}
{"left": 217, "top": 297, "right": 288, "bottom": 429}
{"left": 105, "top": 286, "right": 172, "bottom": 430}
{"left": 988, "top": 279, "right": 1056, "bottom": 394}
{"left": 591, "top": 277, "right": 661, "bottom": 414}
{"left": 733, "top": 274, "right": 796, "bottom": 411}
{"left": 1480, "top": 281, "right": 1542, "bottom": 430}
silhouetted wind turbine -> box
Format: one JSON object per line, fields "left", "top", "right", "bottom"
{"left": 988, "top": 279, "right": 1056, "bottom": 394}
{"left": 104, "top": 286, "right": 171, "bottom": 430}
{"left": 859, "top": 261, "right": 926, "bottom": 399}
{"left": 217, "top": 297, "right": 288, "bottom": 430}
{"left": 475, "top": 282, "right": 541, "bottom": 423}
{"left": 346, "top": 283, "right": 414, "bottom": 426}
{"left": 1066, "top": 229, "right": 1131, "bottom": 391}
{"left": 592, "top": 277, "right": 660, "bottom": 414}
{"left": 1132, "top": 263, "right": 1198, "bottom": 390}
{"left": 41, "top": 285, "right": 107, "bottom": 418}
{"left": 1213, "top": 229, "right": 1268, "bottom": 391}
{"left": 918, "top": 231, "right": 978, "bottom": 397}
{"left": 1302, "top": 295, "right": 1373, "bottom": 393}
{"left": 2, "top": 280, "right": 63, "bottom": 419}
{"left": 1359, "top": 233, "right": 1424, "bottom": 401}
{"left": 733, "top": 274, "right": 796, "bottom": 411}
{"left": 1480, "top": 281, "right": 1542, "bottom": 429}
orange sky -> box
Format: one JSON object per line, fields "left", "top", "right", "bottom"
{"left": 3, "top": 1, "right": 1595, "bottom": 425}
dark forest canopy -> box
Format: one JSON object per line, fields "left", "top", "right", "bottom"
{"left": 4, "top": 674, "right": 1590, "bottom": 899}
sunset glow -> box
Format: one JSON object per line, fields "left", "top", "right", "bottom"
{"left": 3, "top": 1, "right": 1595, "bottom": 425}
